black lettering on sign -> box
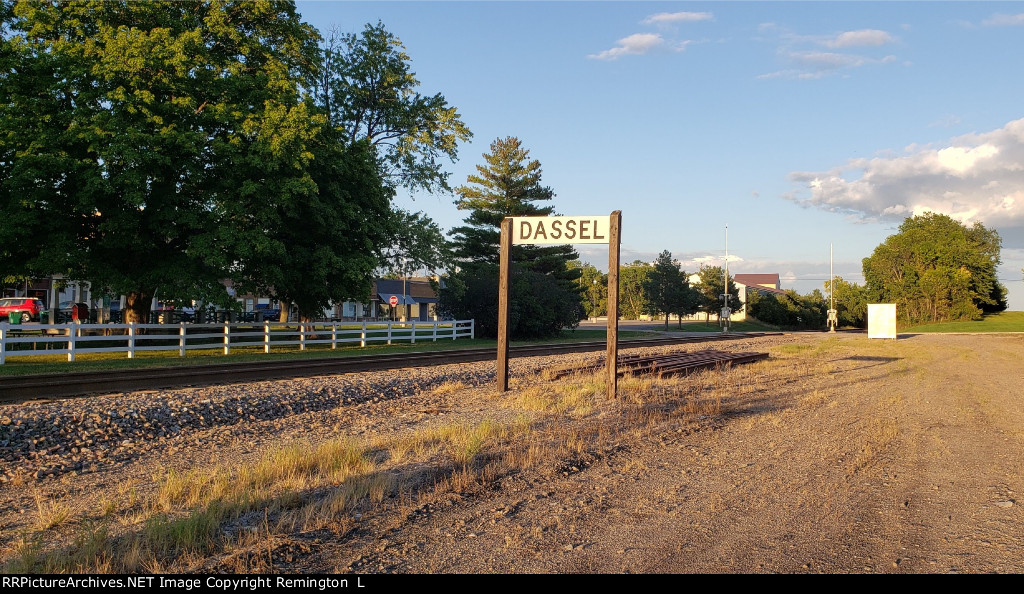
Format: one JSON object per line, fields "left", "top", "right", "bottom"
{"left": 519, "top": 221, "right": 532, "bottom": 241}
{"left": 550, "top": 220, "right": 562, "bottom": 239}
{"left": 593, "top": 219, "right": 605, "bottom": 240}
{"left": 565, "top": 219, "right": 577, "bottom": 239}
{"left": 535, "top": 221, "right": 547, "bottom": 239}
{"left": 580, "top": 219, "right": 590, "bottom": 239}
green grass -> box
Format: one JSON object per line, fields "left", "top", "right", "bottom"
{"left": 902, "top": 311, "right": 1024, "bottom": 333}
{"left": 0, "top": 327, "right": 655, "bottom": 377}
{"left": 660, "top": 319, "right": 779, "bottom": 333}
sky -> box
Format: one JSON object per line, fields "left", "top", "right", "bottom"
{"left": 296, "top": 1, "right": 1024, "bottom": 310}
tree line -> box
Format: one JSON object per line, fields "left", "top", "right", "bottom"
{"left": 748, "top": 213, "right": 1008, "bottom": 329}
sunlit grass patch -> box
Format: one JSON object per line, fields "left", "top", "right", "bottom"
{"left": 34, "top": 493, "right": 75, "bottom": 531}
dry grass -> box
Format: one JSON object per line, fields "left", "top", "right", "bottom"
{"left": 5, "top": 351, "right": 779, "bottom": 574}
{"left": 34, "top": 493, "right": 75, "bottom": 531}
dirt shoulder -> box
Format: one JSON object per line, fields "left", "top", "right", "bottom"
{"left": 3, "top": 332, "right": 1023, "bottom": 574}
{"left": 295, "top": 332, "right": 1024, "bottom": 573}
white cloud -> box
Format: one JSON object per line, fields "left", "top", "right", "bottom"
{"left": 757, "top": 26, "right": 898, "bottom": 80}
{"left": 983, "top": 13, "right": 1024, "bottom": 27}
{"left": 588, "top": 33, "right": 685, "bottom": 60}
{"left": 590, "top": 11, "right": 710, "bottom": 61}
{"left": 760, "top": 51, "right": 897, "bottom": 80}
{"left": 825, "top": 29, "right": 895, "bottom": 48}
{"left": 641, "top": 11, "right": 713, "bottom": 26}
{"left": 789, "top": 50, "right": 866, "bottom": 69}
{"left": 786, "top": 118, "right": 1024, "bottom": 247}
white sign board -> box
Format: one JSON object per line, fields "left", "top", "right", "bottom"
{"left": 510, "top": 216, "right": 611, "bottom": 245}
{"left": 867, "top": 303, "right": 897, "bottom": 339}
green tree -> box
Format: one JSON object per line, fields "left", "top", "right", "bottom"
{"left": 0, "top": 1, "right": 322, "bottom": 323}
{"left": 378, "top": 209, "right": 451, "bottom": 277}
{"left": 618, "top": 261, "right": 653, "bottom": 320}
{"left": 824, "top": 276, "right": 868, "bottom": 328}
{"left": 231, "top": 137, "right": 393, "bottom": 323}
{"left": 747, "top": 289, "right": 826, "bottom": 330}
{"left": 694, "top": 265, "right": 742, "bottom": 324}
{"left": 312, "top": 22, "right": 472, "bottom": 193}
{"left": 441, "top": 137, "right": 582, "bottom": 338}
{"left": 569, "top": 261, "right": 607, "bottom": 318}
{"left": 643, "top": 251, "right": 694, "bottom": 329}
{"left": 862, "top": 213, "right": 1006, "bottom": 325}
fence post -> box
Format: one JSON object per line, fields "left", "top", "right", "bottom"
{"left": 68, "top": 324, "right": 77, "bottom": 362}
{"left": 411, "top": 321, "right": 416, "bottom": 344}
{"left": 331, "top": 323, "right": 337, "bottom": 350}
{"left": 179, "top": 322, "right": 186, "bottom": 357}
{"left": 0, "top": 322, "right": 6, "bottom": 365}
{"left": 432, "top": 321, "right": 438, "bottom": 342}
{"left": 128, "top": 323, "right": 135, "bottom": 359}
{"left": 299, "top": 322, "right": 306, "bottom": 351}
{"left": 264, "top": 321, "right": 270, "bottom": 354}
{"left": 471, "top": 319, "right": 475, "bottom": 340}
{"left": 452, "top": 321, "right": 457, "bottom": 341}
{"left": 360, "top": 322, "right": 366, "bottom": 348}
{"left": 223, "top": 322, "right": 230, "bottom": 355}
{"left": 387, "top": 321, "right": 392, "bottom": 345}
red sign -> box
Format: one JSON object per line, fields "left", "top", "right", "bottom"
{"left": 389, "top": 295, "right": 399, "bottom": 307}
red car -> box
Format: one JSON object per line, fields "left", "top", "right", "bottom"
{"left": 0, "top": 297, "right": 45, "bottom": 322}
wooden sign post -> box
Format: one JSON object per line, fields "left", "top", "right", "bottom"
{"left": 606, "top": 211, "right": 621, "bottom": 400}
{"left": 497, "top": 217, "right": 512, "bottom": 392}
{"left": 497, "top": 211, "right": 622, "bottom": 398}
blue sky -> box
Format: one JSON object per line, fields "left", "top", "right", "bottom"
{"left": 296, "top": 1, "right": 1024, "bottom": 310}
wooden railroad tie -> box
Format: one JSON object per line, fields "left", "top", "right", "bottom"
{"left": 542, "top": 349, "right": 769, "bottom": 381}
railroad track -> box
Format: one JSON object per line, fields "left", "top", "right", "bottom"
{"left": 544, "top": 349, "right": 770, "bottom": 380}
{"left": 0, "top": 333, "right": 778, "bottom": 403}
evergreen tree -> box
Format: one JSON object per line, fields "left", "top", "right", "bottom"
{"left": 643, "top": 251, "right": 694, "bottom": 329}
{"left": 441, "top": 137, "right": 582, "bottom": 338}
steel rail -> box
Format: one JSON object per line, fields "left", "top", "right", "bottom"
{"left": 0, "top": 333, "right": 777, "bottom": 404}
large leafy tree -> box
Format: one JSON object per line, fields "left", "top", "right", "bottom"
{"left": 441, "top": 137, "right": 583, "bottom": 338}
{"left": 862, "top": 213, "right": 1006, "bottom": 324}
{"left": 618, "top": 261, "right": 653, "bottom": 320}
{"left": 0, "top": 0, "right": 322, "bottom": 323}
{"left": 311, "top": 22, "right": 471, "bottom": 194}
{"left": 377, "top": 209, "right": 451, "bottom": 277}
{"left": 569, "top": 261, "right": 607, "bottom": 318}
{"left": 231, "top": 136, "right": 393, "bottom": 322}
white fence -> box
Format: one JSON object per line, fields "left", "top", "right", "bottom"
{"left": 0, "top": 319, "right": 475, "bottom": 364}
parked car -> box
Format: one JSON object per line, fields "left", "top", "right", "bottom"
{"left": 0, "top": 297, "right": 45, "bottom": 322}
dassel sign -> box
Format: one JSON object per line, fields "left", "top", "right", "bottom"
{"left": 510, "top": 216, "right": 611, "bottom": 245}
{"left": 498, "top": 212, "right": 622, "bottom": 399}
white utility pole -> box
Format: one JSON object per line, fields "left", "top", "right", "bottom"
{"left": 721, "top": 224, "right": 731, "bottom": 332}
{"left": 827, "top": 243, "right": 837, "bottom": 332}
